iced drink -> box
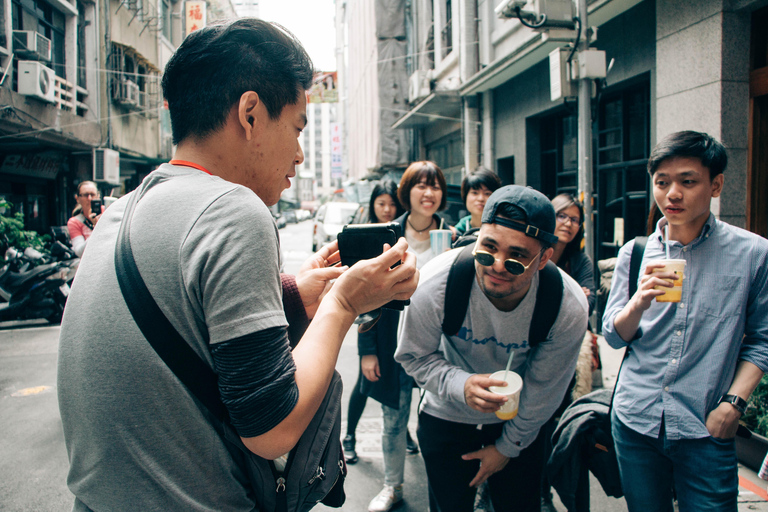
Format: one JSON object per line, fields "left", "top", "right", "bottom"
{"left": 652, "top": 259, "right": 686, "bottom": 303}
{"left": 430, "top": 229, "right": 453, "bottom": 257}
{"left": 488, "top": 371, "right": 523, "bottom": 420}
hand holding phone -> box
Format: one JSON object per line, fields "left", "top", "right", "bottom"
{"left": 337, "top": 223, "right": 410, "bottom": 311}
{"left": 89, "top": 199, "right": 102, "bottom": 216}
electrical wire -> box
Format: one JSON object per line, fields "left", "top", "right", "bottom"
{"left": 567, "top": 16, "right": 582, "bottom": 64}
{"left": 514, "top": 7, "right": 548, "bottom": 29}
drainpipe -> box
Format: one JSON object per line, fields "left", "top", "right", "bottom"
{"left": 460, "top": 0, "right": 479, "bottom": 177}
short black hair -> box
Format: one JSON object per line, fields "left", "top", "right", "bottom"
{"left": 461, "top": 167, "right": 502, "bottom": 204}
{"left": 368, "top": 180, "right": 404, "bottom": 223}
{"left": 162, "top": 18, "right": 314, "bottom": 145}
{"left": 647, "top": 131, "right": 727, "bottom": 180}
{"left": 397, "top": 161, "right": 448, "bottom": 211}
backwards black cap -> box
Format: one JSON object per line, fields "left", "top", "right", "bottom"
{"left": 481, "top": 185, "right": 558, "bottom": 246}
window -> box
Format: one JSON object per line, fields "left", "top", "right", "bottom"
{"left": 161, "top": 0, "right": 172, "bottom": 41}
{"left": 440, "top": 0, "right": 452, "bottom": 59}
{"left": 12, "top": 0, "right": 67, "bottom": 77}
{"left": 108, "top": 42, "right": 161, "bottom": 117}
{"left": 595, "top": 81, "right": 651, "bottom": 261}
{"left": 426, "top": 131, "right": 463, "bottom": 184}
{"left": 77, "top": 2, "right": 87, "bottom": 88}
{"left": 536, "top": 80, "right": 650, "bottom": 262}
{"left": 539, "top": 112, "right": 578, "bottom": 198}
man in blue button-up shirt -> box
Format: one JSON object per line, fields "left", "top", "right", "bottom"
{"left": 603, "top": 131, "right": 768, "bottom": 512}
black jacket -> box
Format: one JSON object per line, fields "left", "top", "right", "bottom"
{"left": 547, "top": 388, "right": 624, "bottom": 511}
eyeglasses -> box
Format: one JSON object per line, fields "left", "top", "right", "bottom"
{"left": 472, "top": 247, "right": 540, "bottom": 276}
{"left": 556, "top": 212, "right": 581, "bottom": 225}
{"left": 78, "top": 193, "right": 98, "bottom": 198}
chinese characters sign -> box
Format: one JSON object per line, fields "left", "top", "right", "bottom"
{"left": 185, "top": 1, "right": 206, "bottom": 36}
{"left": 330, "top": 123, "right": 342, "bottom": 179}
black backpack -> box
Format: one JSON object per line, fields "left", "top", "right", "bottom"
{"left": 441, "top": 244, "right": 564, "bottom": 349}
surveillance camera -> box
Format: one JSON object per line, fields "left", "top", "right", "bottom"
{"left": 495, "top": 0, "right": 528, "bottom": 18}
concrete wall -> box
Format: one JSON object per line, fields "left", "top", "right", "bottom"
{"left": 655, "top": 0, "right": 751, "bottom": 227}
{"left": 345, "top": 0, "right": 379, "bottom": 178}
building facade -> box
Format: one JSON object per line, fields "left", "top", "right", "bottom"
{"left": 0, "top": 0, "right": 235, "bottom": 235}
{"left": 388, "top": 0, "right": 767, "bottom": 262}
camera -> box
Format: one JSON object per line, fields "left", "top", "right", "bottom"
{"left": 89, "top": 199, "right": 103, "bottom": 215}
{"left": 337, "top": 222, "right": 410, "bottom": 311}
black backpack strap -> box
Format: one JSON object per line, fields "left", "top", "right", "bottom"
{"left": 441, "top": 245, "right": 476, "bottom": 336}
{"left": 114, "top": 190, "right": 227, "bottom": 422}
{"left": 628, "top": 236, "right": 648, "bottom": 298}
{"left": 528, "top": 261, "right": 563, "bottom": 347}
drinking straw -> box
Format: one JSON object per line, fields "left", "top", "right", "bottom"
{"left": 665, "top": 225, "right": 671, "bottom": 260}
{"left": 439, "top": 217, "right": 445, "bottom": 230}
{"left": 503, "top": 351, "right": 515, "bottom": 384}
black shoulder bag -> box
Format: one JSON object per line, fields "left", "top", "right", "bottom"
{"left": 114, "top": 190, "right": 346, "bottom": 512}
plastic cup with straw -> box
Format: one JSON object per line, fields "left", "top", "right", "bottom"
{"left": 652, "top": 224, "right": 686, "bottom": 302}
{"left": 489, "top": 351, "right": 524, "bottom": 420}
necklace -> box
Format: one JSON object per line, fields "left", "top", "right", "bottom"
{"left": 407, "top": 216, "right": 434, "bottom": 233}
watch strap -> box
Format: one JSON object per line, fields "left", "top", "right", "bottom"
{"left": 719, "top": 394, "right": 747, "bottom": 415}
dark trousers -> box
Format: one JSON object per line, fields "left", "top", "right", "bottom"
{"left": 417, "top": 411, "right": 545, "bottom": 512}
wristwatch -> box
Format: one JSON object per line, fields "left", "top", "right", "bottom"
{"left": 719, "top": 394, "right": 747, "bottom": 415}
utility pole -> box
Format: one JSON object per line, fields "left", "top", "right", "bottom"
{"left": 576, "top": 0, "right": 594, "bottom": 263}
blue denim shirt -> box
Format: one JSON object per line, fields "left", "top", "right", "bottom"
{"left": 603, "top": 214, "right": 768, "bottom": 440}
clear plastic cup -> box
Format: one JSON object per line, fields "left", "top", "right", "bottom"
{"left": 430, "top": 229, "right": 453, "bottom": 256}
{"left": 652, "top": 259, "right": 686, "bottom": 303}
{"left": 488, "top": 371, "right": 523, "bottom": 420}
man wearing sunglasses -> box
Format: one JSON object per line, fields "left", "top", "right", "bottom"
{"left": 395, "top": 185, "right": 589, "bottom": 512}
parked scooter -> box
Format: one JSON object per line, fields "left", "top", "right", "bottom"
{"left": 0, "top": 241, "right": 79, "bottom": 324}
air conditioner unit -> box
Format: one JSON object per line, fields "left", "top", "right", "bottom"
{"left": 12, "top": 30, "right": 52, "bottom": 62}
{"left": 114, "top": 79, "right": 139, "bottom": 106}
{"left": 93, "top": 148, "right": 121, "bottom": 185}
{"left": 408, "top": 70, "right": 432, "bottom": 104}
{"left": 17, "top": 61, "right": 56, "bottom": 103}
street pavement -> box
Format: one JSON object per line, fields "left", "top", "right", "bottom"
{"left": 0, "top": 218, "right": 766, "bottom": 511}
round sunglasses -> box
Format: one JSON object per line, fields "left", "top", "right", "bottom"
{"left": 471, "top": 247, "right": 541, "bottom": 276}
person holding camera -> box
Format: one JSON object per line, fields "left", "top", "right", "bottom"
{"left": 67, "top": 181, "right": 104, "bottom": 257}
{"left": 57, "top": 19, "right": 419, "bottom": 512}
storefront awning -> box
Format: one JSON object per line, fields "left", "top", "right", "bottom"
{"left": 391, "top": 91, "right": 462, "bottom": 130}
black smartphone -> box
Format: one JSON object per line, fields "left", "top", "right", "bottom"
{"left": 337, "top": 222, "right": 409, "bottom": 311}
{"left": 89, "top": 199, "right": 102, "bottom": 215}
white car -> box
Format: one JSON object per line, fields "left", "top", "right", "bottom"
{"left": 312, "top": 202, "right": 359, "bottom": 252}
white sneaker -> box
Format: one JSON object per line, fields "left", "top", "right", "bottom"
{"left": 368, "top": 484, "right": 403, "bottom": 512}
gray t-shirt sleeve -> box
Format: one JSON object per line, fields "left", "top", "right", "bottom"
{"left": 396, "top": 253, "right": 474, "bottom": 405}
{"left": 181, "top": 189, "right": 287, "bottom": 344}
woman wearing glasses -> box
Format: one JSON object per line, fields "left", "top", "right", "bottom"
{"left": 541, "top": 192, "right": 597, "bottom": 512}
{"left": 67, "top": 181, "right": 104, "bottom": 257}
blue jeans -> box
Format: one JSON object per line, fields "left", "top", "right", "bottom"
{"left": 380, "top": 376, "right": 413, "bottom": 487}
{"left": 611, "top": 413, "right": 738, "bottom": 512}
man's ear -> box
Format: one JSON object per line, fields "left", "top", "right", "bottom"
{"left": 538, "top": 246, "right": 554, "bottom": 270}
{"left": 711, "top": 173, "right": 724, "bottom": 198}
{"left": 237, "top": 91, "right": 261, "bottom": 141}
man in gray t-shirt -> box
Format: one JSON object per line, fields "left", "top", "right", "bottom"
{"left": 57, "top": 19, "right": 418, "bottom": 511}
{"left": 395, "top": 186, "right": 588, "bottom": 512}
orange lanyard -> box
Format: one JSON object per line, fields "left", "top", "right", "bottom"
{"left": 169, "top": 159, "right": 212, "bottom": 175}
